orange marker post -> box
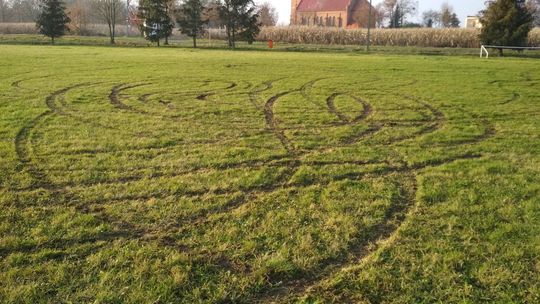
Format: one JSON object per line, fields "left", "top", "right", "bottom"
{"left": 268, "top": 40, "right": 273, "bottom": 49}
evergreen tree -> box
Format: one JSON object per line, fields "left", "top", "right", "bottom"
{"left": 239, "top": 5, "right": 260, "bottom": 44}
{"left": 390, "top": 3, "right": 402, "bottom": 28}
{"left": 480, "top": 0, "right": 533, "bottom": 55}
{"left": 164, "top": 0, "right": 176, "bottom": 45}
{"left": 177, "top": 0, "right": 206, "bottom": 48}
{"left": 450, "top": 13, "right": 460, "bottom": 27}
{"left": 35, "top": 0, "right": 70, "bottom": 44}
{"left": 138, "top": 0, "right": 174, "bottom": 46}
{"left": 218, "top": 0, "right": 259, "bottom": 48}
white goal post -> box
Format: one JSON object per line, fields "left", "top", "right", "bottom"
{"left": 480, "top": 45, "right": 540, "bottom": 58}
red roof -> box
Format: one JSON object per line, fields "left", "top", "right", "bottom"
{"left": 297, "top": 0, "right": 352, "bottom": 12}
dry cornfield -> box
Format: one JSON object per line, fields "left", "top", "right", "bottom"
{"left": 259, "top": 26, "right": 540, "bottom": 48}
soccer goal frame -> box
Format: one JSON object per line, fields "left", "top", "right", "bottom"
{"left": 480, "top": 45, "right": 540, "bottom": 58}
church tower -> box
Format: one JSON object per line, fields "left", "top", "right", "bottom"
{"left": 291, "top": 0, "right": 299, "bottom": 25}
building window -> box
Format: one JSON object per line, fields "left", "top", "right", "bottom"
{"left": 338, "top": 17, "right": 343, "bottom": 28}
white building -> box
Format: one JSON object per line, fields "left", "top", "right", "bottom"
{"left": 466, "top": 16, "right": 482, "bottom": 29}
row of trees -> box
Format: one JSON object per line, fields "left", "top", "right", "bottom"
{"left": 357, "top": 0, "right": 456, "bottom": 29}
{"left": 422, "top": 3, "right": 460, "bottom": 28}
{"left": 351, "top": 0, "right": 418, "bottom": 29}
{"left": 0, "top": 0, "right": 123, "bottom": 23}
{"left": 35, "top": 0, "right": 267, "bottom": 47}
{"left": 136, "top": 0, "right": 261, "bottom": 47}
{"left": 32, "top": 0, "right": 540, "bottom": 52}
{"left": 358, "top": 0, "right": 540, "bottom": 29}
{"left": 0, "top": 0, "right": 40, "bottom": 23}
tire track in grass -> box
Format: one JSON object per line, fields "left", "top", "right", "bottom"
{"left": 16, "top": 79, "right": 291, "bottom": 192}
{"left": 248, "top": 153, "right": 484, "bottom": 303}
{"left": 341, "top": 123, "right": 384, "bottom": 145}
{"left": 264, "top": 90, "right": 300, "bottom": 155}
{"left": 376, "top": 96, "right": 446, "bottom": 146}
{"left": 45, "top": 82, "right": 119, "bottom": 130}
{"left": 196, "top": 82, "right": 238, "bottom": 100}
{"left": 274, "top": 175, "right": 418, "bottom": 304}
{"left": 59, "top": 80, "right": 326, "bottom": 242}
{"left": 299, "top": 78, "right": 330, "bottom": 111}
{"left": 11, "top": 74, "right": 52, "bottom": 89}
{"left": 247, "top": 92, "right": 489, "bottom": 302}
{"left": 10, "top": 78, "right": 495, "bottom": 303}
{"left": 9, "top": 78, "right": 488, "bottom": 296}
{"left": 435, "top": 107, "right": 497, "bottom": 147}
{"left": 326, "top": 93, "right": 350, "bottom": 123}
{"left": 264, "top": 79, "right": 325, "bottom": 156}
{"left": 112, "top": 84, "right": 490, "bottom": 303}
{"left": 109, "top": 83, "right": 151, "bottom": 112}
{"left": 326, "top": 93, "right": 373, "bottom": 124}
{"left": 323, "top": 92, "right": 380, "bottom": 144}
{"left": 248, "top": 78, "right": 286, "bottom": 110}
{"left": 158, "top": 153, "right": 481, "bottom": 246}
{"left": 488, "top": 79, "right": 522, "bottom": 105}
{"left": 14, "top": 84, "right": 89, "bottom": 188}
{"left": 5, "top": 153, "right": 481, "bottom": 268}
{"left": 339, "top": 93, "right": 436, "bottom": 146}
{"left": 12, "top": 84, "right": 157, "bottom": 253}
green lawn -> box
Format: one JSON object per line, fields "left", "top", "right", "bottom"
{"left": 0, "top": 45, "right": 539, "bottom": 303}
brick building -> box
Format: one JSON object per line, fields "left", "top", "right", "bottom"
{"left": 290, "top": 0, "right": 375, "bottom": 28}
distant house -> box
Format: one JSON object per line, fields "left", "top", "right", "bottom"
{"left": 466, "top": 16, "right": 482, "bottom": 29}
{"left": 290, "top": 0, "right": 375, "bottom": 28}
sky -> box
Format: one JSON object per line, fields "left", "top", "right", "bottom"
{"left": 258, "top": 0, "right": 487, "bottom": 27}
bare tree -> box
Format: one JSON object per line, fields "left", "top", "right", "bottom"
{"left": 26, "top": 0, "right": 41, "bottom": 20}
{"left": 422, "top": 9, "right": 440, "bottom": 28}
{"left": 0, "top": 0, "right": 9, "bottom": 22}
{"left": 440, "top": 2, "right": 454, "bottom": 28}
{"left": 67, "top": 0, "right": 90, "bottom": 35}
{"left": 10, "top": 0, "right": 24, "bottom": 22}
{"left": 203, "top": 0, "right": 222, "bottom": 28}
{"left": 375, "top": 3, "right": 385, "bottom": 27}
{"left": 382, "top": 0, "right": 417, "bottom": 28}
{"left": 0, "top": 0, "right": 40, "bottom": 22}
{"left": 382, "top": 0, "right": 397, "bottom": 26}
{"left": 93, "top": 0, "right": 124, "bottom": 44}
{"left": 258, "top": 1, "right": 277, "bottom": 26}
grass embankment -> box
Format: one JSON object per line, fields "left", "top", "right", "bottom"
{"left": 0, "top": 45, "right": 539, "bottom": 303}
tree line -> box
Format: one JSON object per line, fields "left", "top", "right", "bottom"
{"left": 356, "top": 0, "right": 539, "bottom": 29}
{"left": 9, "top": 0, "right": 279, "bottom": 47}
{"left": 27, "top": 0, "right": 540, "bottom": 53}
{"left": 350, "top": 0, "right": 460, "bottom": 29}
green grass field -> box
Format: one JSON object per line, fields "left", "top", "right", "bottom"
{"left": 1, "top": 44, "right": 539, "bottom": 303}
